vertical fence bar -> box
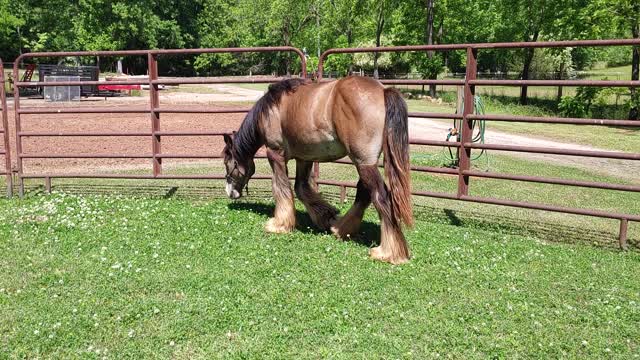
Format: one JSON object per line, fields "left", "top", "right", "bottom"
{"left": 311, "top": 56, "right": 320, "bottom": 191}
{"left": 0, "top": 59, "right": 12, "bottom": 197}
{"left": 619, "top": 219, "right": 629, "bottom": 250}
{"left": 148, "top": 53, "right": 162, "bottom": 177}
{"left": 12, "top": 60, "right": 24, "bottom": 197}
{"left": 457, "top": 47, "right": 477, "bottom": 197}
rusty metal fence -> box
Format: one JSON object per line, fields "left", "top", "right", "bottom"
{"left": 12, "top": 47, "right": 306, "bottom": 196}
{"left": 0, "top": 58, "right": 11, "bottom": 197}
{"left": 5, "top": 40, "right": 640, "bottom": 248}
{"left": 317, "top": 39, "right": 640, "bottom": 249}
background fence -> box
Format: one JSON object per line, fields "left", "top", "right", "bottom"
{"left": 316, "top": 39, "right": 640, "bottom": 249}
{"left": 2, "top": 40, "right": 639, "bottom": 248}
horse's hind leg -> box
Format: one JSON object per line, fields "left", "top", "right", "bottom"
{"left": 357, "top": 164, "right": 410, "bottom": 264}
{"left": 266, "top": 149, "right": 295, "bottom": 233}
{"left": 294, "top": 160, "right": 338, "bottom": 231}
{"left": 330, "top": 179, "right": 371, "bottom": 239}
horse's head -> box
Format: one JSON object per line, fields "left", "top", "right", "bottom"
{"left": 223, "top": 133, "right": 255, "bottom": 199}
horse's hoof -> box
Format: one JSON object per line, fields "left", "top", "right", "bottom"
{"left": 330, "top": 219, "right": 355, "bottom": 240}
{"left": 265, "top": 218, "right": 293, "bottom": 234}
{"left": 330, "top": 216, "right": 362, "bottom": 240}
{"left": 319, "top": 212, "right": 340, "bottom": 231}
{"left": 330, "top": 224, "right": 348, "bottom": 240}
{"left": 369, "top": 246, "right": 409, "bottom": 265}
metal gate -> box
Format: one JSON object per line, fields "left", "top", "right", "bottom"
{"left": 316, "top": 39, "right": 640, "bottom": 249}
{"left": 12, "top": 47, "right": 307, "bottom": 195}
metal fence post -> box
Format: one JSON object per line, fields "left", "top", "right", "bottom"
{"left": 148, "top": 53, "right": 162, "bottom": 177}
{"left": 12, "top": 60, "right": 24, "bottom": 197}
{"left": 457, "top": 47, "right": 477, "bottom": 197}
{"left": 0, "top": 59, "right": 12, "bottom": 197}
{"left": 619, "top": 219, "right": 629, "bottom": 250}
{"left": 312, "top": 55, "right": 322, "bottom": 191}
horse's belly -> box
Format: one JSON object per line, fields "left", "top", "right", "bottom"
{"left": 290, "top": 141, "right": 347, "bottom": 162}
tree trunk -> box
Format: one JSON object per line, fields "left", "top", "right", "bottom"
{"left": 283, "top": 25, "right": 292, "bottom": 76}
{"left": 373, "top": 3, "right": 385, "bottom": 79}
{"left": 556, "top": 63, "right": 564, "bottom": 103}
{"left": 630, "top": 17, "right": 639, "bottom": 120}
{"left": 17, "top": 26, "right": 23, "bottom": 55}
{"left": 316, "top": 10, "right": 321, "bottom": 58}
{"left": 520, "top": 31, "right": 539, "bottom": 105}
{"left": 425, "top": 0, "right": 437, "bottom": 98}
{"left": 347, "top": 29, "right": 355, "bottom": 75}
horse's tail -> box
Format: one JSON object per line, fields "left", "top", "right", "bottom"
{"left": 383, "top": 87, "right": 414, "bottom": 227}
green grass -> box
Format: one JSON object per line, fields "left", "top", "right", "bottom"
{"left": 166, "top": 85, "right": 223, "bottom": 94}
{"left": 235, "top": 83, "right": 269, "bottom": 92}
{"left": 11, "top": 146, "right": 638, "bottom": 246}
{"left": 583, "top": 65, "right": 632, "bottom": 80}
{"left": 0, "top": 191, "right": 639, "bottom": 358}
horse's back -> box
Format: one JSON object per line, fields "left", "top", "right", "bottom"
{"left": 277, "top": 76, "right": 387, "bottom": 164}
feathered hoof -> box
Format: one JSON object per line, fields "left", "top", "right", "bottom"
{"left": 265, "top": 218, "right": 293, "bottom": 234}
{"left": 369, "top": 246, "right": 409, "bottom": 265}
{"left": 330, "top": 216, "right": 358, "bottom": 240}
{"left": 312, "top": 210, "right": 339, "bottom": 232}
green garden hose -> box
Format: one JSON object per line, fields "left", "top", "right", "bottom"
{"left": 411, "top": 95, "right": 489, "bottom": 170}
{"left": 446, "top": 95, "right": 489, "bottom": 167}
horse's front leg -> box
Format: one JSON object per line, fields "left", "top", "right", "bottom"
{"left": 294, "top": 160, "right": 339, "bottom": 231}
{"left": 265, "top": 149, "right": 296, "bottom": 234}
{"left": 330, "top": 179, "right": 370, "bottom": 239}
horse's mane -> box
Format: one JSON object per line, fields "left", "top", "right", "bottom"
{"left": 233, "top": 78, "right": 310, "bottom": 161}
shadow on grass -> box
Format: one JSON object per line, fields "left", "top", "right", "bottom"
{"left": 15, "top": 182, "right": 638, "bottom": 251}
{"left": 227, "top": 201, "right": 380, "bottom": 248}
{"left": 412, "top": 203, "right": 639, "bottom": 251}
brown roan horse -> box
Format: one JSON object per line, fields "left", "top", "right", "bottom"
{"left": 222, "top": 76, "right": 413, "bottom": 264}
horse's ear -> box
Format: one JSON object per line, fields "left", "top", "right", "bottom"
{"left": 223, "top": 133, "right": 233, "bottom": 146}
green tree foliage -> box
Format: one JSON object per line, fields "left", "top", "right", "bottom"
{"left": 0, "top": 0, "right": 638, "bottom": 104}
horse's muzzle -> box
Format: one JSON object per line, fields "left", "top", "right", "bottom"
{"left": 226, "top": 182, "right": 242, "bottom": 199}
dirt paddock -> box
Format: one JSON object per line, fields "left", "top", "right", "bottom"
{"left": 2, "top": 96, "right": 254, "bottom": 176}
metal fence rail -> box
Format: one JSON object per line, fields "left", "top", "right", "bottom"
{"left": 317, "top": 38, "right": 640, "bottom": 249}
{"left": 12, "top": 46, "right": 307, "bottom": 196}
{"left": 0, "top": 59, "right": 11, "bottom": 197}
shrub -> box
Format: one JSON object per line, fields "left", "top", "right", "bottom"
{"left": 558, "top": 96, "right": 587, "bottom": 118}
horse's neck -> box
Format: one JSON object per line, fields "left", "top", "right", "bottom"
{"left": 234, "top": 116, "right": 263, "bottom": 161}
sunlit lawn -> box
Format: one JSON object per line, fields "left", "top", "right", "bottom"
{"left": 1, "top": 191, "right": 639, "bottom": 358}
